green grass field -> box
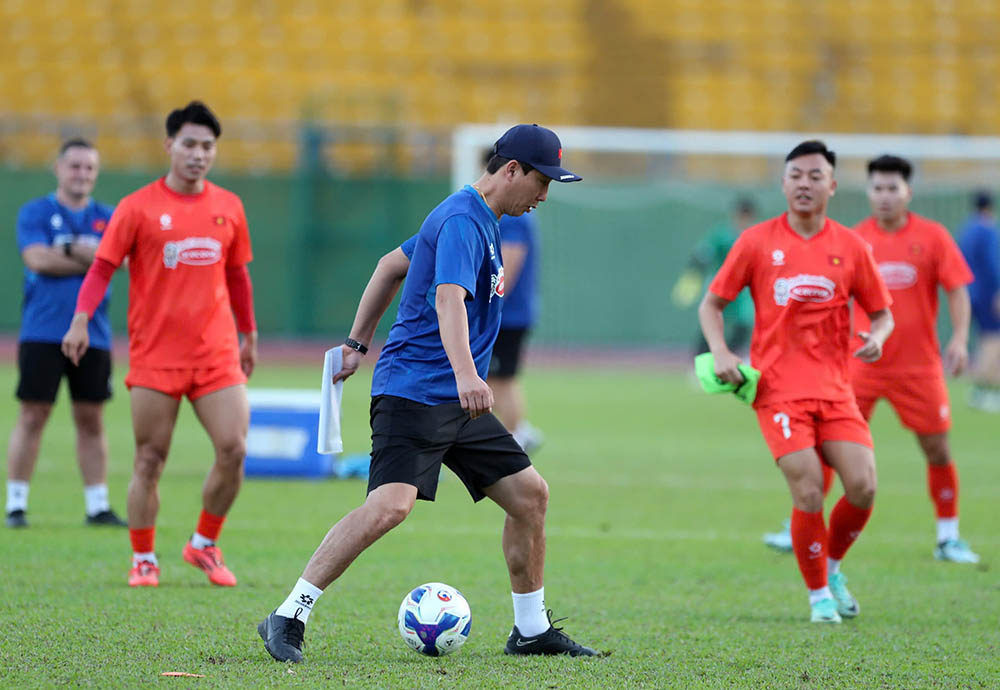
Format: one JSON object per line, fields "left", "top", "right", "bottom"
{"left": 1, "top": 361, "right": 997, "bottom": 689}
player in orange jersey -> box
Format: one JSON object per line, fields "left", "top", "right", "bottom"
{"left": 699, "top": 141, "right": 894, "bottom": 624}
{"left": 853, "top": 155, "right": 978, "bottom": 562}
{"left": 62, "top": 102, "right": 257, "bottom": 588}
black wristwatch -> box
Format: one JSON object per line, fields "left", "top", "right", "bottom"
{"left": 345, "top": 337, "right": 368, "bottom": 355}
{"left": 63, "top": 241, "right": 73, "bottom": 257}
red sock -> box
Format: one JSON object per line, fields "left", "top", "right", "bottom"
{"left": 821, "top": 463, "right": 836, "bottom": 498}
{"left": 791, "top": 508, "right": 828, "bottom": 590}
{"left": 196, "top": 510, "right": 226, "bottom": 542}
{"left": 130, "top": 527, "right": 155, "bottom": 554}
{"left": 828, "top": 497, "right": 873, "bottom": 560}
{"left": 927, "top": 463, "right": 958, "bottom": 518}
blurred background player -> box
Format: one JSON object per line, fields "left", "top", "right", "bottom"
{"left": 489, "top": 198, "right": 543, "bottom": 453}
{"left": 6, "top": 139, "right": 125, "bottom": 529}
{"left": 673, "top": 197, "right": 757, "bottom": 356}
{"left": 699, "top": 141, "right": 894, "bottom": 624}
{"left": 62, "top": 102, "right": 258, "bottom": 588}
{"left": 258, "top": 124, "right": 595, "bottom": 663}
{"left": 958, "top": 190, "right": 1000, "bottom": 412}
{"left": 765, "top": 155, "right": 978, "bottom": 563}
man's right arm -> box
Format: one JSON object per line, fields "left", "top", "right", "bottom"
{"left": 333, "top": 247, "right": 411, "bottom": 383}
{"left": 698, "top": 292, "right": 744, "bottom": 384}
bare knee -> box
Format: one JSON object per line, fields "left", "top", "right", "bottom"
{"left": 919, "top": 435, "right": 951, "bottom": 466}
{"left": 792, "top": 486, "right": 825, "bottom": 512}
{"left": 214, "top": 436, "right": 246, "bottom": 471}
{"left": 134, "top": 444, "right": 168, "bottom": 483}
{"left": 72, "top": 406, "right": 104, "bottom": 438}
{"left": 508, "top": 473, "right": 549, "bottom": 522}
{"left": 18, "top": 404, "right": 52, "bottom": 435}
{"left": 843, "top": 474, "right": 877, "bottom": 508}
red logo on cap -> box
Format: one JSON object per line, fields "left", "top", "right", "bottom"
{"left": 558, "top": 148, "right": 562, "bottom": 160}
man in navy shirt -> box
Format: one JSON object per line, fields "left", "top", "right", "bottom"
{"left": 489, "top": 211, "right": 544, "bottom": 452}
{"left": 959, "top": 190, "right": 1000, "bottom": 411}
{"left": 5, "top": 139, "right": 124, "bottom": 528}
{"left": 259, "top": 125, "right": 596, "bottom": 662}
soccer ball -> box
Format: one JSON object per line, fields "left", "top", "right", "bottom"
{"left": 397, "top": 582, "right": 472, "bottom": 656}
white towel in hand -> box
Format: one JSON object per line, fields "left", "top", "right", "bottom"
{"left": 318, "top": 347, "right": 344, "bottom": 454}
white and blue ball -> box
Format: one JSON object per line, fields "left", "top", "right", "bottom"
{"left": 397, "top": 582, "right": 472, "bottom": 656}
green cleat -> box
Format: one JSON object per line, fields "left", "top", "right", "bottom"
{"left": 828, "top": 572, "right": 859, "bottom": 618}
{"left": 934, "top": 539, "right": 980, "bottom": 564}
{"left": 810, "top": 597, "right": 842, "bottom": 624}
{"left": 763, "top": 519, "right": 793, "bottom": 552}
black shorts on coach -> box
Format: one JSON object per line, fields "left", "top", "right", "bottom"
{"left": 368, "top": 394, "right": 531, "bottom": 502}
{"left": 16, "top": 341, "right": 113, "bottom": 404}
{"left": 489, "top": 327, "right": 528, "bottom": 378}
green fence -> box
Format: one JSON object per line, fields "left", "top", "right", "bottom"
{"left": 0, "top": 166, "right": 975, "bottom": 348}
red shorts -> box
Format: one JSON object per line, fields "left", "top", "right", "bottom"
{"left": 851, "top": 369, "right": 951, "bottom": 435}
{"left": 755, "top": 398, "right": 873, "bottom": 461}
{"left": 125, "top": 364, "right": 246, "bottom": 401}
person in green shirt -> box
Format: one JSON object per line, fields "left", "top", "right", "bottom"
{"left": 673, "top": 197, "right": 757, "bottom": 354}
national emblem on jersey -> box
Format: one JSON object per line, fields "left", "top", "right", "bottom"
{"left": 773, "top": 274, "right": 836, "bottom": 306}
{"left": 163, "top": 237, "right": 222, "bottom": 269}
{"left": 878, "top": 261, "right": 918, "bottom": 290}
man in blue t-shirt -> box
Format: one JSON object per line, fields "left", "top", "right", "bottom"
{"left": 259, "top": 125, "right": 597, "bottom": 662}
{"left": 488, "top": 212, "right": 544, "bottom": 452}
{"left": 5, "top": 139, "right": 124, "bottom": 529}
{"left": 958, "top": 190, "right": 1000, "bottom": 411}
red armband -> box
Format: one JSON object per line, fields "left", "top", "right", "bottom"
{"left": 226, "top": 264, "right": 257, "bottom": 333}
{"left": 75, "top": 258, "right": 117, "bottom": 318}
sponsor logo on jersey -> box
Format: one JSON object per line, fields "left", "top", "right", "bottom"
{"left": 491, "top": 265, "right": 505, "bottom": 301}
{"left": 160, "top": 213, "right": 173, "bottom": 230}
{"left": 162, "top": 237, "right": 222, "bottom": 269}
{"left": 878, "top": 261, "right": 918, "bottom": 289}
{"left": 773, "top": 274, "right": 836, "bottom": 306}
{"left": 772, "top": 249, "right": 785, "bottom": 266}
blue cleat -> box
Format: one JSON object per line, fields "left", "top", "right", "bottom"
{"left": 934, "top": 539, "right": 980, "bottom": 564}
{"left": 763, "top": 519, "right": 793, "bottom": 552}
{"left": 828, "top": 572, "right": 859, "bottom": 618}
{"left": 810, "top": 597, "right": 842, "bottom": 624}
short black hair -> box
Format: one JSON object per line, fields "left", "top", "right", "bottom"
{"left": 973, "top": 189, "right": 994, "bottom": 211}
{"left": 867, "top": 154, "right": 912, "bottom": 182}
{"left": 166, "top": 101, "right": 221, "bottom": 138}
{"left": 59, "top": 138, "right": 95, "bottom": 155}
{"left": 734, "top": 197, "right": 756, "bottom": 215}
{"left": 485, "top": 154, "right": 534, "bottom": 176}
{"left": 785, "top": 140, "right": 836, "bottom": 168}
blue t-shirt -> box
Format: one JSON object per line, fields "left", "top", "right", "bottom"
{"left": 497, "top": 213, "right": 538, "bottom": 329}
{"left": 958, "top": 214, "right": 1000, "bottom": 330}
{"left": 16, "top": 194, "right": 114, "bottom": 348}
{"left": 372, "top": 186, "right": 503, "bottom": 405}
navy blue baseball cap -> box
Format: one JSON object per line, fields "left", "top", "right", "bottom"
{"left": 492, "top": 124, "right": 582, "bottom": 183}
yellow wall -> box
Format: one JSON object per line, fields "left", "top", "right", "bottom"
{"left": 4, "top": 0, "right": 1000, "bottom": 169}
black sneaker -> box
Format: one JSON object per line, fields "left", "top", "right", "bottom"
{"left": 85, "top": 509, "right": 127, "bottom": 527}
{"left": 258, "top": 611, "right": 305, "bottom": 662}
{"left": 5, "top": 510, "right": 28, "bottom": 528}
{"left": 504, "top": 610, "right": 597, "bottom": 657}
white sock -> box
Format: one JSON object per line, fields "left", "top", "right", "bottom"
{"left": 275, "top": 577, "right": 324, "bottom": 624}
{"left": 83, "top": 484, "right": 110, "bottom": 517}
{"left": 6, "top": 480, "right": 29, "bottom": 513}
{"left": 809, "top": 586, "right": 833, "bottom": 605}
{"left": 190, "top": 532, "right": 215, "bottom": 549}
{"left": 133, "top": 551, "right": 158, "bottom": 566}
{"left": 937, "top": 517, "right": 959, "bottom": 544}
{"left": 827, "top": 558, "right": 841, "bottom": 576}
{"left": 512, "top": 587, "right": 548, "bottom": 637}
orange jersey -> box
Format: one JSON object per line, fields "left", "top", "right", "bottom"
{"left": 96, "top": 178, "right": 252, "bottom": 369}
{"left": 851, "top": 213, "right": 973, "bottom": 373}
{"left": 710, "top": 213, "right": 891, "bottom": 407}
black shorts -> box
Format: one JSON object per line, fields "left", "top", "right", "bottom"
{"left": 16, "top": 341, "right": 113, "bottom": 404}
{"left": 489, "top": 328, "right": 529, "bottom": 378}
{"left": 368, "top": 395, "right": 532, "bottom": 502}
